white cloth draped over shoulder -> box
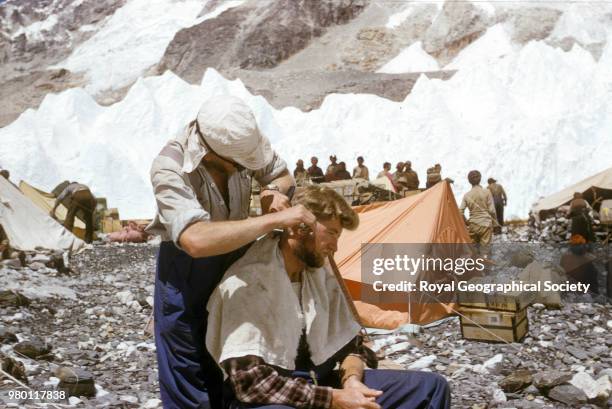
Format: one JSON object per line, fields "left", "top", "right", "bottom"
{"left": 206, "top": 234, "right": 360, "bottom": 373}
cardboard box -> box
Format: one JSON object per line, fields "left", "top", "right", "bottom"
{"left": 459, "top": 306, "right": 529, "bottom": 343}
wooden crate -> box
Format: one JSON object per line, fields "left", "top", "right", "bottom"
{"left": 457, "top": 278, "right": 535, "bottom": 312}
{"left": 102, "top": 217, "right": 123, "bottom": 233}
{"left": 459, "top": 307, "right": 529, "bottom": 343}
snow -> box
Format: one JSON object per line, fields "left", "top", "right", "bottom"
{"left": 56, "top": 0, "right": 248, "bottom": 95}
{"left": 2, "top": 36, "right": 612, "bottom": 220}
{"left": 445, "top": 24, "right": 516, "bottom": 70}
{"left": 11, "top": 15, "right": 58, "bottom": 41}
{"left": 56, "top": 0, "right": 207, "bottom": 94}
{"left": 193, "top": 0, "right": 246, "bottom": 25}
{"left": 377, "top": 42, "right": 439, "bottom": 73}
{"left": 385, "top": 6, "right": 415, "bottom": 29}
{"left": 549, "top": 4, "right": 612, "bottom": 46}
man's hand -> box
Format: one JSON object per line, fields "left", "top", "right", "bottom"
{"left": 331, "top": 387, "right": 381, "bottom": 409}
{"left": 271, "top": 204, "right": 316, "bottom": 230}
{"left": 260, "top": 190, "right": 291, "bottom": 214}
{"left": 343, "top": 377, "right": 382, "bottom": 398}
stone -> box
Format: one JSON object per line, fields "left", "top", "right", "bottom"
{"left": 28, "top": 261, "right": 47, "bottom": 270}
{"left": 598, "top": 368, "right": 612, "bottom": 381}
{"left": 120, "top": 395, "right": 138, "bottom": 404}
{"left": 491, "top": 387, "right": 507, "bottom": 404}
{"left": 547, "top": 384, "right": 588, "bottom": 406}
{"left": 144, "top": 398, "right": 162, "bottom": 408}
{"left": 570, "top": 371, "right": 612, "bottom": 405}
{"left": 0, "top": 353, "right": 28, "bottom": 384}
{"left": 30, "top": 254, "right": 51, "bottom": 264}
{"left": 56, "top": 367, "right": 96, "bottom": 397}
{"left": 481, "top": 353, "right": 504, "bottom": 375}
{"left": 499, "top": 369, "right": 533, "bottom": 393}
{"left": 13, "top": 338, "right": 52, "bottom": 359}
{"left": 0, "top": 290, "right": 30, "bottom": 307}
{"left": 1, "top": 258, "right": 22, "bottom": 269}
{"left": 407, "top": 354, "right": 436, "bottom": 370}
{"left": 510, "top": 249, "right": 534, "bottom": 268}
{"left": 0, "top": 327, "right": 18, "bottom": 344}
{"left": 566, "top": 345, "right": 589, "bottom": 360}
{"left": 533, "top": 370, "right": 571, "bottom": 392}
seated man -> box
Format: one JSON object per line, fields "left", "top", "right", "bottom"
{"left": 207, "top": 185, "right": 450, "bottom": 409}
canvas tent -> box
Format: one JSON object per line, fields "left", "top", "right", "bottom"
{"left": 335, "top": 181, "right": 473, "bottom": 328}
{"left": 532, "top": 166, "right": 612, "bottom": 218}
{"left": 19, "top": 181, "right": 88, "bottom": 239}
{"left": 0, "top": 177, "right": 84, "bottom": 252}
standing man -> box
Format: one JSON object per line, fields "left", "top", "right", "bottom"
{"left": 325, "top": 155, "right": 338, "bottom": 182}
{"left": 568, "top": 192, "right": 595, "bottom": 243}
{"left": 146, "top": 95, "right": 315, "bottom": 409}
{"left": 293, "top": 159, "right": 308, "bottom": 186}
{"left": 334, "top": 162, "right": 352, "bottom": 180}
{"left": 404, "top": 161, "right": 420, "bottom": 190}
{"left": 377, "top": 162, "right": 392, "bottom": 179}
{"left": 352, "top": 156, "right": 369, "bottom": 180}
{"left": 487, "top": 177, "right": 507, "bottom": 231}
{"left": 307, "top": 156, "right": 325, "bottom": 184}
{"left": 392, "top": 161, "right": 408, "bottom": 192}
{"left": 50, "top": 181, "right": 96, "bottom": 243}
{"left": 460, "top": 170, "right": 497, "bottom": 248}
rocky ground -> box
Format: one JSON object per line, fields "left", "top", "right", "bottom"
{"left": 0, "top": 237, "right": 611, "bottom": 408}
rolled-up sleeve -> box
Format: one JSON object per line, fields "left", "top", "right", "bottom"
{"left": 150, "top": 148, "right": 210, "bottom": 246}
{"left": 253, "top": 151, "right": 288, "bottom": 185}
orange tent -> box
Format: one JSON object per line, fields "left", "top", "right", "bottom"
{"left": 335, "top": 181, "right": 473, "bottom": 328}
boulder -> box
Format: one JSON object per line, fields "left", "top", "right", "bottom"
{"left": 499, "top": 369, "right": 533, "bottom": 393}
{"left": 56, "top": 367, "right": 96, "bottom": 397}
{"left": 547, "top": 384, "right": 588, "bottom": 406}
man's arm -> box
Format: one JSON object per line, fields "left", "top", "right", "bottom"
{"left": 486, "top": 191, "right": 497, "bottom": 219}
{"left": 50, "top": 188, "right": 70, "bottom": 218}
{"left": 151, "top": 147, "right": 313, "bottom": 257}
{"left": 254, "top": 152, "right": 295, "bottom": 212}
{"left": 179, "top": 205, "right": 315, "bottom": 257}
{"left": 223, "top": 356, "right": 380, "bottom": 409}
{"left": 223, "top": 356, "right": 332, "bottom": 409}
{"left": 501, "top": 186, "right": 507, "bottom": 205}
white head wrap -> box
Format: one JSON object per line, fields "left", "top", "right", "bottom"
{"left": 177, "top": 95, "right": 273, "bottom": 173}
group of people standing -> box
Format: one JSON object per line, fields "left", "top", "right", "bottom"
{"left": 294, "top": 155, "right": 370, "bottom": 185}
{"left": 459, "top": 171, "right": 507, "bottom": 247}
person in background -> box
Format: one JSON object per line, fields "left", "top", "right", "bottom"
{"left": 487, "top": 178, "right": 507, "bottom": 233}
{"left": 294, "top": 159, "right": 308, "bottom": 186}
{"left": 352, "top": 156, "right": 369, "bottom": 180}
{"left": 426, "top": 164, "right": 442, "bottom": 189}
{"left": 459, "top": 170, "right": 497, "bottom": 248}
{"left": 377, "top": 162, "right": 392, "bottom": 179}
{"left": 404, "top": 161, "right": 419, "bottom": 190}
{"left": 334, "top": 162, "right": 352, "bottom": 181}
{"left": 560, "top": 234, "right": 600, "bottom": 295}
{"left": 50, "top": 181, "right": 96, "bottom": 243}
{"left": 568, "top": 192, "right": 595, "bottom": 243}
{"left": 307, "top": 156, "right": 325, "bottom": 184}
{"left": 392, "top": 162, "right": 408, "bottom": 192}
{"left": 325, "top": 155, "right": 338, "bottom": 182}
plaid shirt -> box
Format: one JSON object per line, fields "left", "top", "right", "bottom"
{"left": 222, "top": 335, "right": 371, "bottom": 409}
{"left": 223, "top": 355, "right": 333, "bottom": 409}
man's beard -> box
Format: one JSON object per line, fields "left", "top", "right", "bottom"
{"left": 295, "top": 241, "right": 325, "bottom": 268}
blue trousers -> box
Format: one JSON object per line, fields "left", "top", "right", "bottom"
{"left": 155, "top": 241, "right": 247, "bottom": 409}
{"left": 230, "top": 369, "right": 451, "bottom": 409}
